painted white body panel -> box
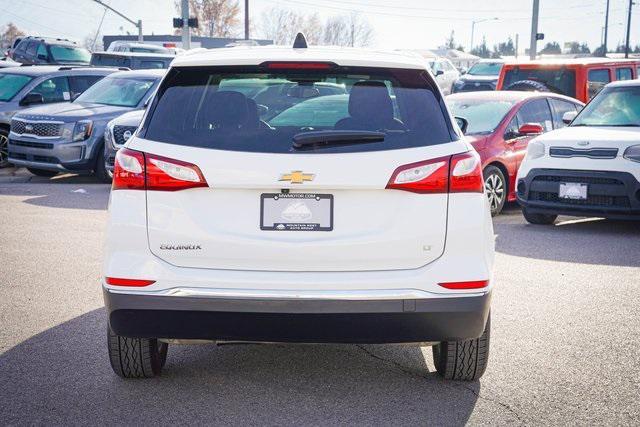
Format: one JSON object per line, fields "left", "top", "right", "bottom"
{"left": 104, "top": 190, "right": 494, "bottom": 299}
{"left": 129, "top": 138, "right": 471, "bottom": 271}
{"left": 518, "top": 126, "right": 640, "bottom": 181}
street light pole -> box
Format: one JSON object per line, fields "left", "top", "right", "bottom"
{"left": 529, "top": 0, "right": 540, "bottom": 60}
{"left": 603, "top": 0, "right": 610, "bottom": 55}
{"left": 624, "top": 0, "right": 634, "bottom": 58}
{"left": 91, "top": 0, "right": 143, "bottom": 42}
{"left": 470, "top": 18, "right": 498, "bottom": 52}
{"left": 181, "top": 0, "right": 191, "bottom": 50}
{"left": 244, "top": 0, "right": 249, "bottom": 40}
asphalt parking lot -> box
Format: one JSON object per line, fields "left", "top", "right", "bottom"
{"left": 1, "top": 169, "right": 639, "bottom": 425}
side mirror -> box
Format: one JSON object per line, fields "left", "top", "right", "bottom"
{"left": 454, "top": 116, "right": 468, "bottom": 134}
{"left": 562, "top": 111, "right": 578, "bottom": 124}
{"left": 518, "top": 123, "right": 544, "bottom": 135}
{"left": 37, "top": 53, "right": 47, "bottom": 61}
{"left": 257, "top": 104, "right": 269, "bottom": 117}
{"left": 435, "top": 70, "right": 444, "bottom": 77}
{"left": 460, "top": 68, "right": 468, "bottom": 75}
{"left": 19, "top": 92, "right": 44, "bottom": 106}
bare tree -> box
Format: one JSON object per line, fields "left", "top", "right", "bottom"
{"left": 82, "top": 30, "right": 103, "bottom": 52}
{"left": 322, "top": 13, "right": 372, "bottom": 47}
{"left": 260, "top": 8, "right": 322, "bottom": 45}
{"left": 175, "top": 0, "right": 241, "bottom": 38}
{"left": 0, "top": 22, "right": 25, "bottom": 50}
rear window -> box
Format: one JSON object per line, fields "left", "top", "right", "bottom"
{"left": 90, "top": 54, "right": 131, "bottom": 68}
{"left": 143, "top": 66, "right": 453, "bottom": 154}
{"left": 503, "top": 67, "right": 576, "bottom": 98}
{"left": 0, "top": 74, "right": 33, "bottom": 101}
{"left": 49, "top": 45, "right": 90, "bottom": 64}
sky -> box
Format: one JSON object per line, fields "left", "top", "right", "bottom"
{"left": 1, "top": 0, "right": 637, "bottom": 53}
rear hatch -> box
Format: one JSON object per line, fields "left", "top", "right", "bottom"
{"left": 133, "top": 63, "right": 466, "bottom": 272}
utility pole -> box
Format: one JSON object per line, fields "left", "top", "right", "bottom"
{"left": 603, "top": 0, "right": 610, "bottom": 55}
{"left": 91, "top": 0, "right": 143, "bottom": 42}
{"left": 624, "top": 0, "right": 634, "bottom": 58}
{"left": 181, "top": 0, "right": 191, "bottom": 50}
{"left": 244, "top": 0, "right": 249, "bottom": 40}
{"left": 529, "top": 0, "right": 540, "bottom": 60}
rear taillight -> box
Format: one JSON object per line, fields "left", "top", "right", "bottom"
{"left": 112, "top": 148, "right": 145, "bottom": 190}
{"left": 112, "top": 148, "right": 208, "bottom": 191}
{"left": 386, "top": 151, "right": 483, "bottom": 194}
{"left": 449, "top": 151, "right": 483, "bottom": 193}
{"left": 386, "top": 156, "right": 449, "bottom": 193}
{"left": 105, "top": 277, "right": 155, "bottom": 287}
{"left": 439, "top": 280, "right": 489, "bottom": 290}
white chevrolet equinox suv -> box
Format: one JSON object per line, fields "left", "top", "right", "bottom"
{"left": 103, "top": 36, "right": 495, "bottom": 380}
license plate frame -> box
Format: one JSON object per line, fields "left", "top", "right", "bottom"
{"left": 260, "top": 193, "right": 333, "bottom": 231}
{"left": 558, "top": 182, "right": 588, "bottom": 200}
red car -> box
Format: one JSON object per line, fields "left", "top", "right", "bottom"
{"left": 447, "top": 91, "right": 584, "bottom": 215}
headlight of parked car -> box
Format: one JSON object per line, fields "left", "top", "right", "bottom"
{"left": 623, "top": 144, "right": 640, "bottom": 162}
{"left": 525, "top": 140, "right": 545, "bottom": 160}
{"left": 72, "top": 120, "right": 93, "bottom": 142}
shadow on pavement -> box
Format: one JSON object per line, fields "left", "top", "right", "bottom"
{"left": 0, "top": 309, "right": 480, "bottom": 425}
{"left": 0, "top": 182, "right": 110, "bottom": 210}
{"left": 495, "top": 214, "right": 640, "bottom": 267}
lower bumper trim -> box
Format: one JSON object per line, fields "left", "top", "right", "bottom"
{"left": 105, "top": 290, "right": 491, "bottom": 344}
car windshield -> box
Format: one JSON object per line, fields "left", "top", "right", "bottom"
{"left": 49, "top": 45, "right": 91, "bottom": 63}
{"left": 468, "top": 62, "right": 502, "bottom": 76}
{"left": 571, "top": 86, "right": 640, "bottom": 127}
{"left": 447, "top": 98, "right": 516, "bottom": 134}
{"left": 75, "top": 77, "right": 155, "bottom": 107}
{"left": 143, "top": 65, "right": 453, "bottom": 154}
{"left": 503, "top": 67, "right": 576, "bottom": 98}
{"left": 0, "top": 74, "right": 33, "bottom": 101}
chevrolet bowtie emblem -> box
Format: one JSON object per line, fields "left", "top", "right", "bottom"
{"left": 279, "top": 171, "right": 315, "bottom": 184}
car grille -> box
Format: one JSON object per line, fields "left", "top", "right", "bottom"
{"left": 457, "top": 83, "right": 495, "bottom": 92}
{"left": 549, "top": 147, "right": 618, "bottom": 159}
{"left": 528, "top": 175, "right": 630, "bottom": 208}
{"left": 11, "top": 120, "right": 62, "bottom": 138}
{"left": 9, "top": 139, "right": 54, "bottom": 149}
{"left": 113, "top": 125, "right": 137, "bottom": 147}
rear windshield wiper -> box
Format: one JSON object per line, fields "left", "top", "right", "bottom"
{"left": 292, "top": 130, "right": 385, "bottom": 149}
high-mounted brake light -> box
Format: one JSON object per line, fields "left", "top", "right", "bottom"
{"left": 264, "top": 62, "right": 335, "bottom": 70}
{"left": 386, "top": 151, "right": 483, "bottom": 194}
{"left": 438, "top": 280, "right": 489, "bottom": 290}
{"left": 105, "top": 277, "right": 155, "bottom": 287}
{"left": 112, "top": 148, "right": 208, "bottom": 191}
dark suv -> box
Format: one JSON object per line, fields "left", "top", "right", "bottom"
{"left": 0, "top": 66, "right": 116, "bottom": 167}
{"left": 90, "top": 52, "right": 174, "bottom": 70}
{"left": 11, "top": 37, "right": 91, "bottom": 66}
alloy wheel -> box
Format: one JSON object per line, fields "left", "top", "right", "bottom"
{"left": 485, "top": 173, "right": 505, "bottom": 213}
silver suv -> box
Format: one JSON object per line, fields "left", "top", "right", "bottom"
{"left": 0, "top": 66, "right": 116, "bottom": 167}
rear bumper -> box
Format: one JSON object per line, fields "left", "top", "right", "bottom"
{"left": 517, "top": 168, "right": 640, "bottom": 220}
{"left": 104, "top": 289, "right": 491, "bottom": 343}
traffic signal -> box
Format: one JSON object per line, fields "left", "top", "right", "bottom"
{"left": 173, "top": 17, "right": 198, "bottom": 28}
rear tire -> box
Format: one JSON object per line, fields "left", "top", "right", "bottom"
{"left": 483, "top": 166, "right": 506, "bottom": 216}
{"left": 107, "top": 327, "right": 168, "bottom": 378}
{"left": 522, "top": 208, "right": 557, "bottom": 225}
{"left": 433, "top": 314, "right": 490, "bottom": 381}
{"left": 26, "top": 167, "right": 58, "bottom": 177}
